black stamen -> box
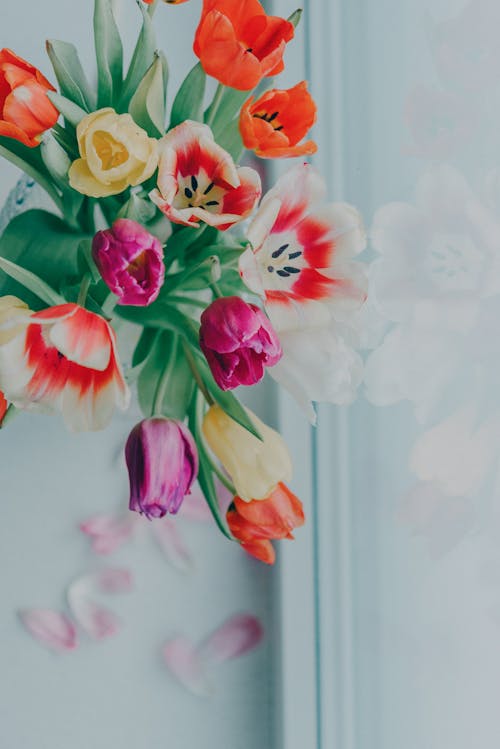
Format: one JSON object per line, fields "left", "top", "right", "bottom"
{"left": 191, "top": 175, "right": 198, "bottom": 191}
{"left": 288, "top": 251, "right": 302, "bottom": 260}
{"left": 188, "top": 203, "right": 193, "bottom": 208}
{"left": 272, "top": 243, "right": 289, "bottom": 259}
{"left": 283, "top": 266, "right": 300, "bottom": 274}
{"left": 184, "top": 187, "right": 193, "bottom": 199}
{"left": 204, "top": 182, "right": 215, "bottom": 195}
{"left": 275, "top": 126, "right": 284, "bottom": 131}
{"left": 246, "top": 48, "right": 253, "bottom": 53}
{"left": 205, "top": 200, "right": 219, "bottom": 206}
{"left": 267, "top": 266, "right": 274, "bottom": 273}
{"left": 268, "top": 111, "right": 279, "bottom": 122}
{"left": 277, "top": 270, "right": 291, "bottom": 278}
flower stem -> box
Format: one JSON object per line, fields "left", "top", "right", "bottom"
{"left": 77, "top": 273, "right": 92, "bottom": 307}
{"left": 151, "top": 361, "right": 171, "bottom": 417}
{"left": 205, "top": 83, "right": 225, "bottom": 129}
{"left": 182, "top": 340, "right": 214, "bottom": 405}
{"left": 147, "top": 0, "right": 160, "bottom": 17}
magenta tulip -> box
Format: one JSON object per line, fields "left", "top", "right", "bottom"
{"left": 92, "top": 219, "right": 165, "bottom": 306}
{"left": 199, "top": 296, "right": 282, "bottom": 390}
{"left": 125, "top": 418, "right": 198, "bottom": 519}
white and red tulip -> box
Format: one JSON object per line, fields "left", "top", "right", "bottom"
{"left": 150, "top": 120, "right": 261, "bottom": 230}
{"left": 0, "top": 299, "right": 130, "bottom": 432}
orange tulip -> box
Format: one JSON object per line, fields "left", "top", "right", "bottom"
{"left": 143, "top": 0, "right": 189, "bottom": 4}
{"left": 0, "top": 49, "right": 59, "bottom": 148}
{"left": 194, "top": 0, "right": 294, "bottom": 91}
{"left": 227, "top": 482, "right": 305, "bottom": 564}
{"left": 240, "top": 81, "right": 318, "bottom": 159}
{"left": 0, "top": 391, "right": 7, "bottom": 425}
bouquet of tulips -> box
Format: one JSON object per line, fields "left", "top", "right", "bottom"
{"left": 0, "top": 0, "right": 366, "bottom": 564}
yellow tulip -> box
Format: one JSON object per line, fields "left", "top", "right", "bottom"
{"left": 0, "top": 296, "right": 31, "bottom": 344}
{"left": 202, "top": 405, "right": 293, "bottom": 502}
{"left": 69, "top": 108, "right": 158, "bottom": 198}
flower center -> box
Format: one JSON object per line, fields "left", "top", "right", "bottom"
{"left": 253, "top": 110, "right": 284, "bottom": 132}
{"left": 258, "top": 233, "right": 305, "bottom": 290}
{"left": 93, "top": 131, "right": 129, "bottom": 171}
{"left": 174, "top": 173, "right": 225, "bottom": 214}
{"left": 127, "top": 251, "right": 150, "bottom": 287}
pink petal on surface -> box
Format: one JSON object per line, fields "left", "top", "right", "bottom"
{"left": 151, "top": 520, "right": 193, "bottom": 573}
{"left": 91, "top": 568, "right": 134, "bottom": 594}
{"left": 79, "top": 514, "right": 136, "bottom": 555}
{"left": 162, "top": 636, "right": 213, "bottom": 698}
{"left": 69, "top": 598, "right": 120, "bottom": 640}
{"left": 19, "top": 609, "right": 78, "bottom": 653}
{"left": 200, "top": 614, "right": 264, "bottom": 665}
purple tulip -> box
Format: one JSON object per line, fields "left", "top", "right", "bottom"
{"left": 92, "top": 219, "right": 165, "bottom": 306}
{"left": 199, "top": 296, "right": 282, "bottom": 391}
{"left": 125, "top": 418, "right": 199, "bottom": 519}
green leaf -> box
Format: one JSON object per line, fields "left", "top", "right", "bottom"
{"left": 129, "top": 53, "right": 167, "bottom": 137}
{"left": 195, "top": 355, "right": 263, "bottom": 441}
{"left": 132, "top": 327, "right": 157, "bottom": 367}
{"left": 46, "top": 40, "right": 96, "bottom": 111}
{"left": 0, "top": 257, "right": 64, "bottom": 306}
{"left": 0, "top": 210, "right": 88, "bottom": 309}
{"left": 138, "top": 331, "right": 194, "bottom": 419}
{"left": 0, "top": 137, "right": 63, "bottom": 212}
{"left": 47, "top": 92, "right": 86, "bottom": 128}
{"left": 213, "top": 117, "right": 244, "bottom": 161}
{"left": 120, "top": 3, "right": 157, "bottom": 109}
{"left": 52, "top": 124, "right": 79, "bottom": 160}
{"left": 77, "top": 239, "right": 102, "bottom": 284}
{"left": 288, "top": 8, "right": 303, "bottom": 27}
{"left": 188, "top": 400, "right": 233, "bottom": 539}
{"left": 116, "top": 302, "right": 200, "bottom": 347}
{"left": 117, "top": 193, "right": 157, "bottom": 224}
{"left": 170, "top": 62, "right": 207, "bottom": 128}
{"left": 94, "top": 0, "right": 124, "bottom": 107}
{"left": 40, "top": 134, "right": 71, "bottom": 187}
{"left": 205, "top": 87, "right": 248, "bottom": 134}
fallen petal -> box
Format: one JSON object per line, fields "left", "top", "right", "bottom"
{"left": 200, "top": 613, "right": 264, "bottom": 665}
{"left": 163, "top": 636, "right": 213, "bottom": 698}
{"left": 151, "top": 520, "right": 193, "bottom": 573}
{"left": 69, "top": 598, "right": 120, "bottom": 640}
{"left": 91, "top": 568, "right": 134, "bottom": 594}
{"left": 19, "top": 609, "right": 78, "bottom": 653}
{"left": 79, "top": 514, "right": 136, "bottom": 555}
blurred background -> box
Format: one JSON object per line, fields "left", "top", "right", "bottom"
{"left": 2, "top": 1, "right": 500, "bottom": 748}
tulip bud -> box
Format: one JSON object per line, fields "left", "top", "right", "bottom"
{"left": 200, "top": 296, "right": 282, "bottom": 391}
{"left": 125, "top": 418, "right": 199, "bottom": 519}
{"left": 202, "top": 405, "right": 292, "bottom": 502}
{"left": 92, "top": 219, "right": 165, "bottom": 306}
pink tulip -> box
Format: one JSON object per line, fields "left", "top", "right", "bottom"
{"left": 92, "top": 219, "right": 165, "bottom": 306}
{"left": 199, "top": 296, "right": 282, "bottom": 390}
{"left": 125, "top": 418, "right": 199, "bottom": 520}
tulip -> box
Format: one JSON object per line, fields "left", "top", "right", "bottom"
{"left": 0, "top": 299, "right": 130, "bottom": 431}
{"left": 0, "top": 49, "right": 59, "bottom": 148}
{"left": 92, "top": 219, "right": 165, "bottom": 306}
{"left": 227, "top": 482, "right": 305, "bottom": 564}
{"left": 194, "top": 0, "right": 294, "bottom": 90}
{"left": 126, "top": 418, "right": 199, "bottom": 519}
{"left": 0, "top": 391, "right": 7, "bottom": 424}
{"left": 143, "top": 0, "right": 189, "bottom": 4}
{"left": 69, "top": 108, "right": 158, "bottom": 198}
{"left": 150, "top": 120, "right": 261, "bottom": 230}
{"left": 239, "top": 82, "right": 318, "bottom": 159}
{"left": 202, "top": 405, "right": 292, "bottom": 501}
{"left": 200, "top": 296, "right": 282, "bottom": 390}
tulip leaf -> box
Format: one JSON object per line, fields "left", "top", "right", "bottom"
{"left": 0, "top": 257, "right": 64, "bottom": 307}
{"left": 137, "top": 331, "right": 195, "bottom": 420}
{"left": 117, "top": 193, "right": 157, "bottom": 224}
{"left": 188, "top": 399, "right": 233, "bottom": 540}
{"left": 205, "top": 88, "right": 248, "bottom": 135}
{"left": 0, "top": 139, "right": 63, "bottom": 214}
{"left": 46, "top": 40, "right": 96, "bottom": 112}
{"left": 116, "top": 303, "right": 200, "bottom": 348}
{"left": 194, "top": 354, "right": 263, "bottom": 441}
{"left": 0, "top": 210, "right": 88, "bottom": 309}
{"left": 94, "top": 0, "right": 124, "bottom": 107}
{"left": 169, "top": 63, "right": 207, "bottom": 129}
{"left": 120, "top": 3, "right": 157, "bottom": 110}
{"left": 213, "top": 118, "right": 244, "bottom": 161}
{"left": 129, "top": 53, "right": 167, "bottom": 138}
{"left": 47, "top": 92, "right": 87, "bottom": 129}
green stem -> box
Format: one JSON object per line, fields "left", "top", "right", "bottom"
{"left": 182, "top": 340, "right": 214, "bottom": 405}
{"left": 101, "top": 292, "right": 117, "bottom": 318}
{"left": 210, "top": 281, "right": 224, "bottom": 299}
{"left": 205, "top": 83, "right": 225, "bottom": 129}
{"left": 77, "top": 273, "right": 92, "bottom": 307}
{"left": 147, "top": 0, "right": 160, "bottom": 17}
{"left": 151, "top": 361, "right": 171, "bottom": 417}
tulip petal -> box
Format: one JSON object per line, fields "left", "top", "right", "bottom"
{"left": 199, "top": 613, "right": 264, "bottom": 664}
{"left": 19, "top": 609, "right": 78, "bottom": 652}
{"left": 163, "top": 637, "right": 213, "bottom": 697}
{"left": 79, "top": 513, "right": 136, "bottom": 555}
{"left": 67, "top": 569, "right": 133, "bottom": 640}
